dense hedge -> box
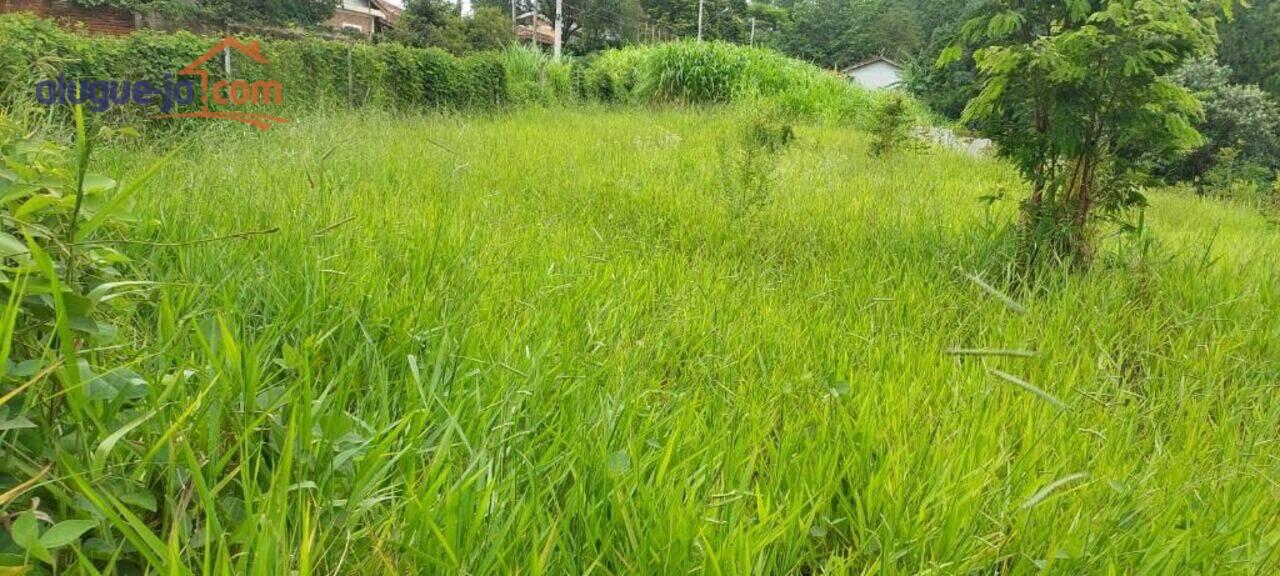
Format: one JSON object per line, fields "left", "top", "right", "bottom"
{"left": 0, "top": 14, "right": 568, "bottom": 120}
{"left": 0, "top": 13, "right": 905, "bottom": 129}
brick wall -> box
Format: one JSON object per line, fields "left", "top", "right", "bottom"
{"left": 1, "top": 0, "right": 48, "bottom": 15}
{"left": 1, "top": 0, "right": 136, "bottom": 35}
{"left": 328, "top": 8, "right": 374, "bottom": 40}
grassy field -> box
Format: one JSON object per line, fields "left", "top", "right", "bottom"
{"left": 11, "top": 108, "right": 1280, "bottom": 573}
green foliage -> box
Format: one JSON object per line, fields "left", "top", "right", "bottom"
{"left": 584, "top": 41, "right": 903, "bottom": 128}
{"left": 0, "top": 14, "right": 579, "bottom": 118}
{"left": 868, "top": 92, "right": 917, "bottom": 156}
{"left": 783, "top": 0, "right": 923, "bottom": 68}
{"left": 0, "top": 107, "right": 179, "bottom": 570}
{"left": 5, "top": 109, "right": 1275, "bottom": 573}
{"left": 640, "top": 0, "right": 750, "bottom": 42}
{"left": 1167, "top": 57, "right": 1280, "bottom": 183}
{"left": 77, "top": 0, "right": 341, "bottom": 26}
{"left": 581, "top": 48, "right": 649, "bottom": 103}
{"left": 1200, "top": 146, "right": 1273, "bottom": 202}
{"left": 0, "top": 15, "right": 121, "bottom": 102}
{"left": 393, "top": 0, "right": 493, "bottom": 55}
{"left": 1, "top": 14, "right": 915, "bottom": 129}
{"left": 110, "top": 30, "right": 207, "bottom": 81}
{"left": 644, "top": 42, "right": 751, "bottom": 103}
{"left": 501, "top": 47, "right": 576, "bottom": 106}
{"left": 720, "top": 108, "right": 794, "bottom": 216}
{"left": 903, "top": 0, "right": 980, "bottom": 119}
{"left": 1219, "top": 0, "right": 1280, "bottom": 98}
{"left": 948, "top": 0, "right": 1230, "bottom": 267}
{"left": 459, "top": 51, "right": 510, "bottom": 107}
{"left": 745, "top": 2, "right": 788, "bottom": 47}
{"left": 474, "top": 0, "right": 647, "bottom": 52}
{"left": 465, "top": 7, "right": 519, "bottom": 52}
{"left": 0, "top": 110, "right": 141, "bottom": 348}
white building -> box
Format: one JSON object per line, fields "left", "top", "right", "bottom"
{"left": 841, "top": 56, "right": 904, "bottom": 90}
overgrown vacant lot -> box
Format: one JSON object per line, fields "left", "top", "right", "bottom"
{"left": 90, "top": 109, "right": 1279, "bottom": 573}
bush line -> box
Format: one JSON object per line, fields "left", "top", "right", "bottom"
{"left": 0, "top": 13, "right": 915, "bottom": 129}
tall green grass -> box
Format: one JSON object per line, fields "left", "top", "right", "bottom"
{"left": 1, "top": 108, "right": 1274, "bottom": 573}
{"left": 585, "top": 42, "right": 910, "bottom": 127}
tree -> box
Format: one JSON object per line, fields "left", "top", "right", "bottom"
{"left": 639, "top": 0, "right": 749, "bottom": 42}
{"left": 474, "top": 0, "right": 646, "bottom": 52}
{"left": 780, "top": 0, "right": 853, "bottom": 66}
{"left": 393, "top": 0, "right": 514, "bottom": 54}
{"left": 944, "top": 0, "right": 1232, "bottom": 267}
{"left": 1167, "top": 57, "right": 1280, "bottom": 186}
{"left": 745, "top": 3, "right": 788, "bottom": 47}
{"left": 561, "top": 0, "right": 647, "bottom": 52}
{"left": 394, "top": 0, "right": 465, "bottom": 51}
{"left": 465, "top": 7, "right": 518, "bottom": 52}
{"left": 1219, "top": 0, "right": 1280, "bottom": 97}
{"left": 904, "top": 0, "right": 978, "bottom": 118}
{"left": 782, "top": 0, "right": 921, "bottom": 69}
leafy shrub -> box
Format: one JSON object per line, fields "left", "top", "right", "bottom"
{"left": 0, "top": 15, "right": 78, "bottom": 95}
{"left": 869, "top": 92, "right": 919, "bottom": 156}
{"left": 1200, "top": 147, "right": 1274, "bottom": 203}
{"left": 946, "top": 0, "right": 1217, "bottom": 268}
{"left": 1169, "top": 57, "right": 1280, "bottom": 183}
{"left": 1268, "top": 177, "right": 1280, "bottom": 217}
{"left": 111, "top": 30, "right": 206, "bottom": 82}
{"left": 721, "top": 109, "right": 794, "bottom": 216}
{"left": 542, "top": 59, "right": 575, "bottom": 104}
{"left": 459, "top": 51, "right": 508, "bottom": 108}
{"left": 376, "top": 42, "right": 430, "bottom": 109}
{"left": 1, "top": 107, "right": 178, "bottom": 567}
{"left": 581, "top": 49, "right": 647, "bottom": 104}
{"left": 418, "top": 47, "right": 465, "bottom": 107}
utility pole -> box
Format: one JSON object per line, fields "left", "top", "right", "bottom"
{"left": 554, "top": 0, "right": 563, "bottom": 60}
{"left": 749, "top": 17, "right": 755, "bottom": 45}
{"left": 530, "top": 0, "right": 539, "bottom": 51}
{"left": 696, "top": 0, "right": 706, "bottom": 42}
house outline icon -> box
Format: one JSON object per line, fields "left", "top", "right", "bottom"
{"left": 152, "top": 36, "right": 287, "bottom": 131}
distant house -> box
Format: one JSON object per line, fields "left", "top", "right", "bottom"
{"left": 516, "top": 13, "right": 555, "bottom": 47}
{"left": 841, "top": 56, "right": 904, "bottom": 90}
{"left": 0, "top": 0, "right": 137, "bottom": 34}
{"left": 328, "top": 0, "right": 400, "bottom": 39}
